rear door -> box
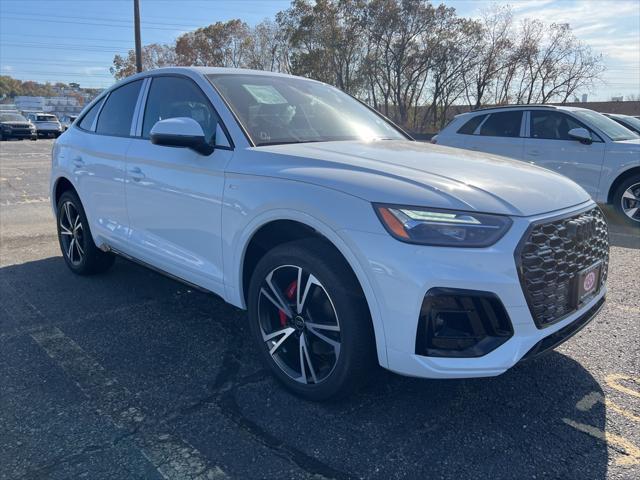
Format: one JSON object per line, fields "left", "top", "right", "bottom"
{"left": 524, "top": 110, "right": 605, "bottom": 197}
{"left": 124, "top": 75, "right": 233, "bottom": 293}
{"left": 71, "top": 79, "right": 144, "bottom": 250}
{"left": 469, "top": 110, "right": 525, "bottom": 160}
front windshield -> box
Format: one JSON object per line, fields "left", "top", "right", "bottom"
{"left": 572, "top": 110, "right": 639, "bottom": 141}
{"left": 37, "top": 115, "right": 57, "bottom": 121}
{"left": 207, "top": 74, "right": 406, "bottom": 146}
{"left": 0, "top": 113, "right": 27, "bottom": 122}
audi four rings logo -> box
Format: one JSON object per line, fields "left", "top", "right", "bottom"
{"left": 583, "top": 271, "right": 596, "bottom": 292}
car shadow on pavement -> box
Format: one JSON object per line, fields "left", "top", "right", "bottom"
{"left": 1, "top": 256, "right": 609, "bottom": 480}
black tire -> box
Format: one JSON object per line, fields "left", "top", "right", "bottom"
{"left": 56, "top": 190, "right": 115, "bottom": 275}
{"left": 248, "top": 238, "right": 376, "bottom": 401}
{"left": 612, "top": 174, "right": 640, "bottom": 227}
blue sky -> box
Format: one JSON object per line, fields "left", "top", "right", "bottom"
{"left": 0, "top": 0, "right": 638, "bottom": 101}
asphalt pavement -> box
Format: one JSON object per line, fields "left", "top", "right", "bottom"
{"left": 1, "top": 139, "right": 639, "bottom": 480}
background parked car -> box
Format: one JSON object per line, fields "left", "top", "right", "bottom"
{"left": 433, "top": 105, "right": 640, "bottom": 226}
{"left": 26, "top": 112, "right": 63, "bottom": 138}
{"left": 60, "top": 114, "right": 78, "bottom": 131}
{"left": 604, "top": 113, "right": 640, "bottom": 135}
{"left": 0, "top": 112, "right": 37, "bottom": 141}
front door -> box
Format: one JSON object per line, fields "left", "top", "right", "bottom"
{"left": 124, "top": 75, "right": 233, "bottom": 294}
{"left": 524, "top": 110, "right": 605, "bottom": 198}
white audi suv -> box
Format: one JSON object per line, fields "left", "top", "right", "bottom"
{"left": 50, "top": 68, "right": 609, "bottom": 400}
{"left": 433, "top": 105, "right": 640, "bottom": 226}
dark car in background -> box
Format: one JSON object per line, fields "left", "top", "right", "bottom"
{"left": 0, "top": 112, "right": 37, "bottom": 141}
{"left": 604, "top": 113, "right": 640, "bottom": 135}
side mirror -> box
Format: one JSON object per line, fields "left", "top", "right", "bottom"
{"left": 568, "top": 127, "right": 592, "bottom": 145}
{"left": 150, "top": 117, "right": 214, "bottom": 155}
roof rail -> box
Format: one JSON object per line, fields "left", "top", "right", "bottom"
{"left": 465, "top": 104, "right": 559, "bottom": 113}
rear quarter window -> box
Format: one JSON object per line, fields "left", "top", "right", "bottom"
{"left": 78, "top": 97, "right": 105, "bottom": 131}
{"left": 457, "top": 114, "right": 487, "bottom": 135}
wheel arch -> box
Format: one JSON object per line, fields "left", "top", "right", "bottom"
{"left": 230, "top": 211, "right": 388, "bottom": 367}
{"left": 52, "top": 176, "right": 78, "bottom": 213}
{"left": 607, "top": 166, "right": 640, "bottom": 204}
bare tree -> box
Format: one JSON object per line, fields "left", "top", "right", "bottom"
{"left": 175, "top": 20, "right": 252, "bottom": 68}
{"left": 462, "top": 5, "right": 514, "bottom": 108}
{"left": 111, "top": 43, "right": 176, "bottom": 79}
{"left": 246, "top": 19, "right": 290, "bottom": 72}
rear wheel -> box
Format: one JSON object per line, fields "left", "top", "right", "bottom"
{"left": 56, "top": 190, "right": 115, "bottom": 274}
{"left": 612, "top": 174, "right": 640, "bottom": 227}
{"left": 248, "top": 239, "right": 376, "bottom": 400}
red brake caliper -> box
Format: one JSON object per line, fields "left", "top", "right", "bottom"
{"left": 279, "top": 280, "right": 297, "bottom": 326}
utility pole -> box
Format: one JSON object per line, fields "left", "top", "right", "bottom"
{"left": 134, "top": 0, "right": 142, "bottom": 73}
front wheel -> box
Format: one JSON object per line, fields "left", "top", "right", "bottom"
{"left": 612, "top": 174, "right": 640, "bottom": 227}
{"left": 248, "top": 239, "right": 376, "bottom": 401}
{"left": 56, "top": 190, "right": 115, "bottom": 274}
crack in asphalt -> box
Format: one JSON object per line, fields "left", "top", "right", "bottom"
{"left": 161, "top": 317, "right": 358, "bottom": 480}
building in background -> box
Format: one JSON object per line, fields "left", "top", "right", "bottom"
{"left": 14, "top": 95, "right": 85, "bottom": 119}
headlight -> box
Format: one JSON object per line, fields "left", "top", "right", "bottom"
{"left": 374, "top": 204, "right": 512, "bottom": 247}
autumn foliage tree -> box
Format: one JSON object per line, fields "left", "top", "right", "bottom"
{"left": 110, "top": 0, "right": 605, "bottom": 132}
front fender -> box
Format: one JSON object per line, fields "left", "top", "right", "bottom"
{"left": 221, "top": 176, "right": 389, "bottom": 367}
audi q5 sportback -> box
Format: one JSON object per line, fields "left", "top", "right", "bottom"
{"left": 51, "top": 68, "right": 609, "bottom": 400}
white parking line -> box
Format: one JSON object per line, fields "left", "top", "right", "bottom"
{"left": 31, "top": 327, "right": 228, "bottom": 479}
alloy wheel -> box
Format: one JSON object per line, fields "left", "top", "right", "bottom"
{"left": 257, "top": 265, "right": 341, "bottom": 385}
{"left": 59, "top": 200, "right": 85, "bottom": 265}
{"left": 621, "top": 182, "right": 640, "bottom": 223}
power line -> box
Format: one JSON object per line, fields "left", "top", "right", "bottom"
{"left": 0, "top": 58, "right": 115, "bottom": 66}
{"left": 1, "top": 42, "right": 130, "bottom": 53}
{"left": 0, "top": 14, "right": 193, "bottom": 31}
{"left": 1, "top": 33, "right": 135, "bottom": 45}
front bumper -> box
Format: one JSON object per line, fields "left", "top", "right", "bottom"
{"left": 2, "top": 128, "right": 36, "bottom": 139}
{"left": 36, "top": 130, "right": 61, "bottom": 137}
{"left": 341, "top": 201, "right": 606, "bottom": 379}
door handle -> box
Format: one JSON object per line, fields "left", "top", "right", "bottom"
{"left": 129, "top": 166, "right": 145, "bottom": 182}
{"left": 527, "top": 150, "right": 541, "bottom": 157}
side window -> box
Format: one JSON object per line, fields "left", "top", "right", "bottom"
{"left": 96, "top": 80, "right": 143, "bottom": 137}
{"left": 142, "top": 76, "right": 219, "bottom": 144}
{"left": 479, "top": 111, "right": 522, "bottom": 137}
{"left": 457, "top": 114, "right": 486, "bottom": 135}
{"left": 530, "top": 111, "right": 586, "bottom": 141}
{"left": 78, "top": 97, "right": 105, "bottom": 131}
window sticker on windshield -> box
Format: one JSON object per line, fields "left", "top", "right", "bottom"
{"left": 242, "top": 84, "right": 288, "bottom": 104}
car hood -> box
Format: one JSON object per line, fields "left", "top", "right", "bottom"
{"left": 245, "top": 140, "right": 591, "bottom": 216}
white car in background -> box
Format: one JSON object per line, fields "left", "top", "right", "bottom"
{"left": 434, "top": 106, "right": 640, "bottom": 226}
{"left": 27, "top": 112, "right": 63, "bottom": 138}
{"left": 604, "top": 113, "right": 640, "bottom": 135}
{"left": 50, "top": 68, "right": 609, "bottom": 400}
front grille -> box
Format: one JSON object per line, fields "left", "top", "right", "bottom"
{"left": 516, "top": 206, "right": 609, "bottom": 328}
